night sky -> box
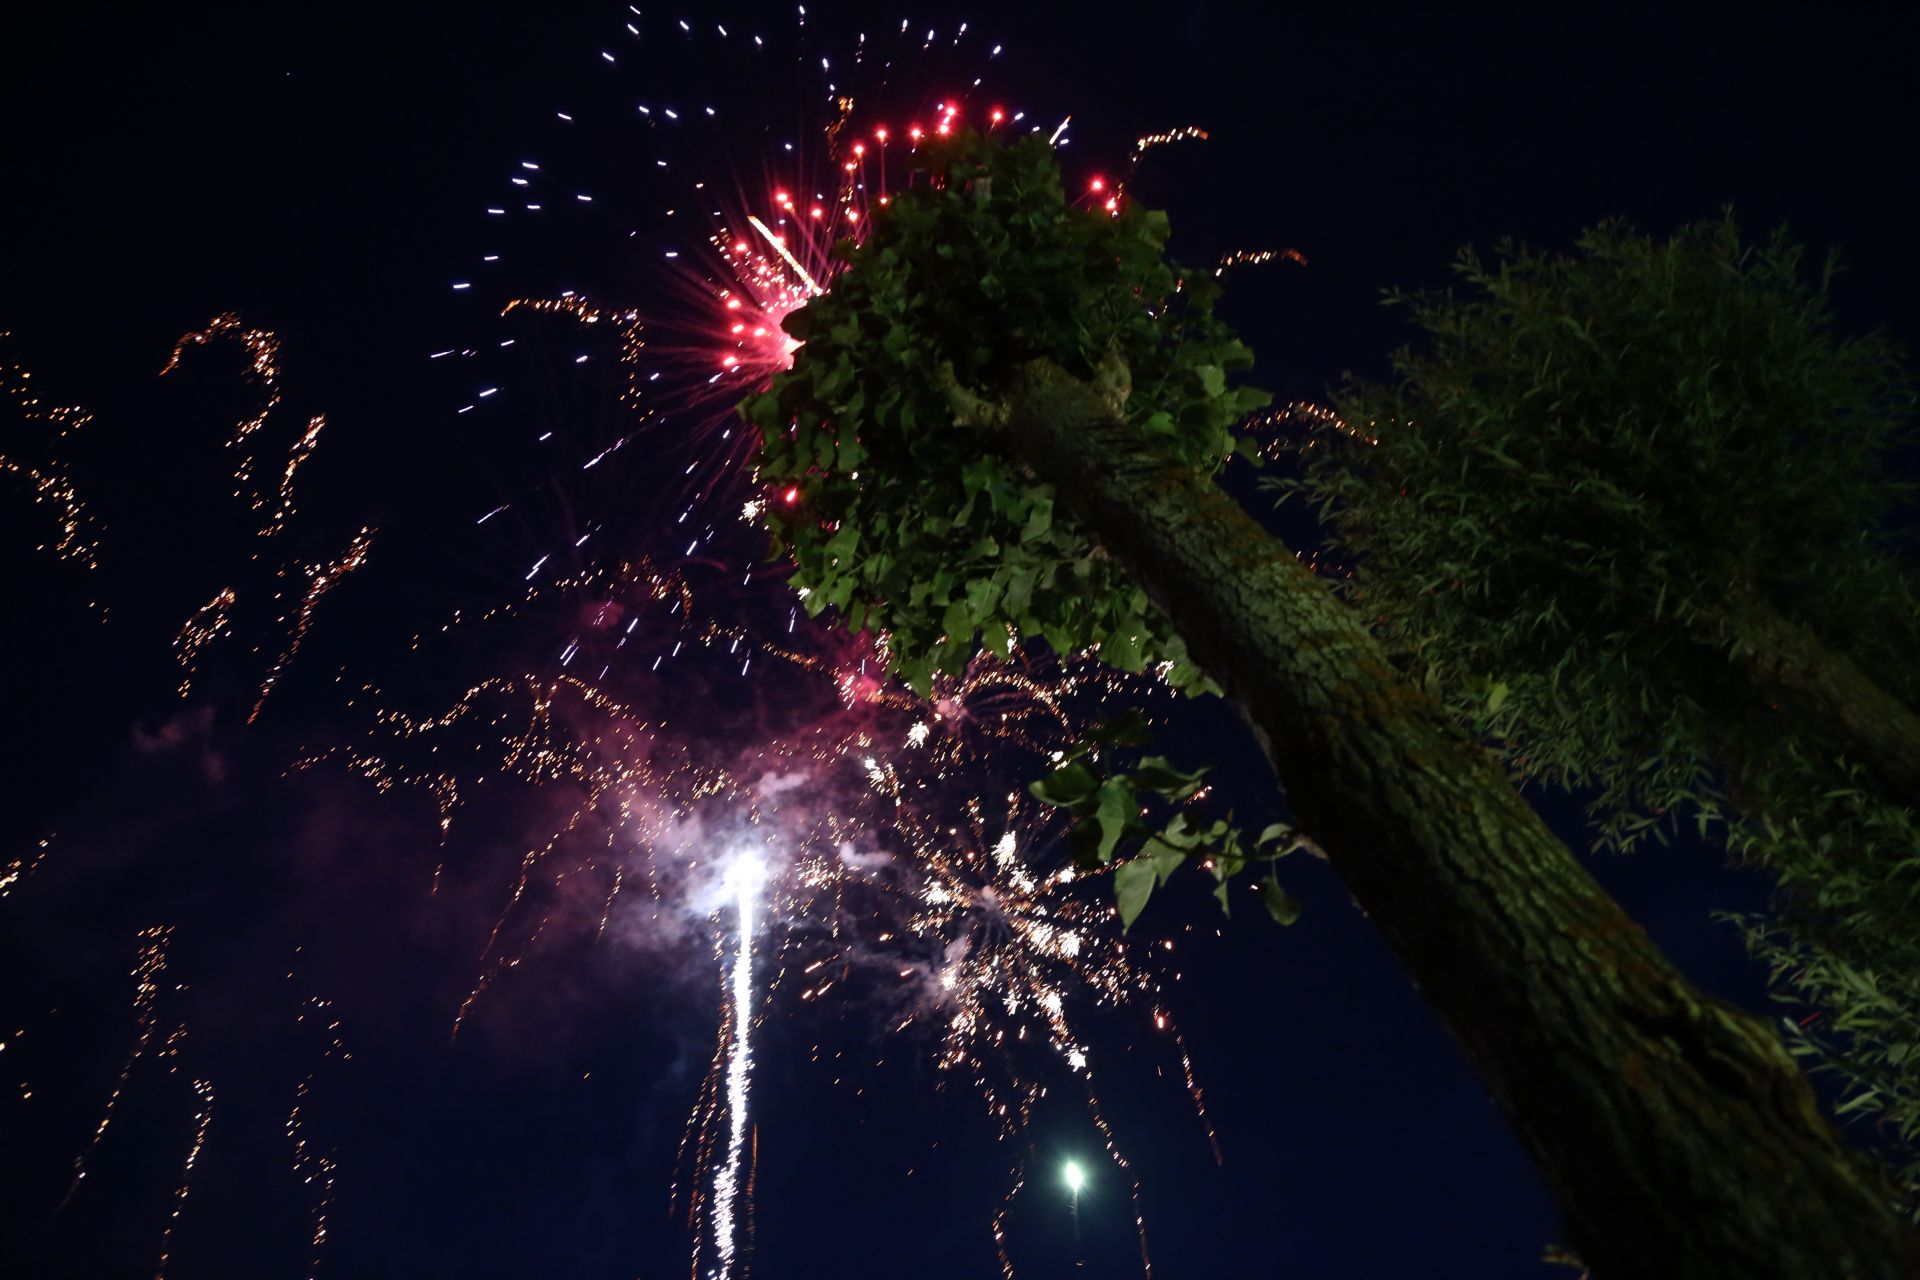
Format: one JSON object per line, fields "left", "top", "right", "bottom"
{"left": 5, "top": 3, "right": 1919, "bottom": 1278}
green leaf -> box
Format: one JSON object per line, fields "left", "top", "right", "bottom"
{"left": 1232, "top": 385, "right": 1273, "bottom": 414}
{"left": 1115, "top": 859, "right": 1157, "bottom": 930}
{"left": 1022, "top": 495, "right": 1053, "bottom": 543}
{"left": 1031, "top": 762, "right": 1098, "bottom": 808}
{"left": 942, "top": 599, "right": 972, "bottom": 647}
{"left": 1093, "top": 780, "right": 1136, "bottom": 864}
{"left": 1002, "top": 568, "right": 1035, "bottom": 622}
{"left": 1104, "top": 617, "right": 1147, "bottom": 672}
{"left": 1260, "top": 875, "right": 1301, "bottom": 926}
{"left": 837, "top": 430, "right": 866, "bottom": 469}
{"left": 1256, "top": 822, "right": 1294, "bottom": 849}
{"left": 1146, "top": 813, "right": 1205, "bottom": 852}
{"left": 1130, "top": 756, "right": 1207, "bottom": 799}
{"left": 1146, "top": 841, "right": 1187, "bottom": 885}
{"left": 965, "top": 575, "right": 1002, "bottom": 624}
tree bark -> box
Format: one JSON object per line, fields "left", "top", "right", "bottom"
{"left": 997, "top": 359, "right": 1918, "bottom": 1279}
{"left": 1718, "top": 589, "right": 1920, "bottom": 813}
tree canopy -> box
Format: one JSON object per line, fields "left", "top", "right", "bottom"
{"left": 1293, "top": 217, "right": 1920, "bottom": 1201}
{"left": 745, "top": 134, "right": 1264, "bottom": 696}
{"left": 741, "top": 133, "right": 1920, "bottom": 1275}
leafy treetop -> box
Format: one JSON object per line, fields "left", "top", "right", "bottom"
{"left": 1289, "top": 217, "right": 1920, "bottom": 1204}
{"left": 1292, "top": 216, "right": 1919, "bottom": 837}
{"left": 744, "top": 132, "right": 1267, "bottom": 696}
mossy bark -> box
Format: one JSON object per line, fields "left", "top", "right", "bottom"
{"left": 1001, "top": 359, "right": 1918, "bottom": 1279}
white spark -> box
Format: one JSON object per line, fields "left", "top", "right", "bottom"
{"left": 711, "top": 854, "right": 766, "bottom": 1279}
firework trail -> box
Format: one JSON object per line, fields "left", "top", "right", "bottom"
{"left": 1, "top": 338, "right": 103, "bottom": 612}
{"left": 154, "top": 1078, "right": 215, "bottom": 1280}
{"left": 1, "top": 316, "right": 367, "bottom": 1276}
{"left": 248, "top": 525, "right": 376, "bottom": 723}
{"left": 838, "top": 776, "right": 1220, "bottom": 1278}
{"left": 159, "top": 313, "right": 328, "bottom": 539}
{"left": 58, "top": 925, "right": 174, "bottom": 1209}
{"left": 709, "top": 851, "right": 766, "bottom": 1280}
{"left": 324, "top": 11, "right": 1242, "bottom": 1274}
{"left": 1, "top": 8, "right": 1254, "bottom": 1277}
{"left": 155, "top": 314, "right": 373, "bottom": 722}
{"left": 2, "top": 833, "right": 56, "bottom": 900}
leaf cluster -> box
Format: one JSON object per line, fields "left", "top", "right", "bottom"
{"left": 1727, "top": 757, "right": 1920, "bottom": 1215}
{"left": 1286, "top": 215, "right": 1919, "bottom": 831}
{"left": 1027, "top": 713, "right": 1303, "bottom": 930}
{"left": 1285, "top": 215, "right": 1920, "bottom": 1205}
{"left": 743, "top": 132, "right": 1266, "bottom": 694}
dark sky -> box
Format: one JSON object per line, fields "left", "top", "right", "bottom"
{"left": 3, "top": 3, "right": 1917, "bottom": 1278}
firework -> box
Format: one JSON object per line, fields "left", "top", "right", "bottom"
{"left": 336, "top": 12, "right": 1232, "bottom": 1274}
{"left": 154, "top": 1078, "right": 215, "bottom": 1280}
{"left": 248, "top": 526, "right": 376, "bottom": 723}
{"left": 833, "top": 775, "right": 1215, "bottom": 1279}
{"left": 708, "top": 851, "right": 766, "bottom": 1280}
{"left": 10, "top": 8, "right": 1244, "bottom": 1277}
{"left": 1212, "top": 246, "right": 1308, "bottom": 277}
{"left": 158, "top": 314, "right": 332, "bottom": 537}
{"left": 1, "top": 338, "right": 103, "bottom": 609}
{"left": 2, "top": 833, "right": 55, "bottom": 900}
{"left": 60, "top": 926, "right": 174, "bottom": 1207}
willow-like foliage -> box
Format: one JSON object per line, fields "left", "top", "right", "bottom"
{"left": 1290, "top": 217, "right": 1920, "bottom": 1201}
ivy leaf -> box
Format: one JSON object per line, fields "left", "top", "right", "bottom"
{"left": 837, "top": 430, "right": 866, "bottom": 469}
{"left": 1022, "top": 495, "right": 1053, "bottom": 543}
{"left": 942, "top": 599, "right": 972, "bottom": 647}
{"left": 823, "top": 524, "right": 860, "bottom": 561}
{"left": 965, "top": 576, "right": 1002, "bottom": 625}
{"left": 1002, "top": 567, "right": 1035, "bottom": 622}
{"left": 1104, "top": 618, "right": 1148, "bottom": 672}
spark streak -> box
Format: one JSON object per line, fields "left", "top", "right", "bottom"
{"left": 1, "top": 339, "right": 103, "bottom": 599}
{"left": 710, "top": 852, "right": 766, "bottom": 1280}
{"left": 746, "top": 215, "right": 822, "bottom": 296}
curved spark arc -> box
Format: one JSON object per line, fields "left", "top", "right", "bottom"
{"left": 1, "top": 340, "right": 102, "bottom": 588}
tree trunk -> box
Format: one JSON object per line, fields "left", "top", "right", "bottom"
{"left": 1718, "top": 589, "right": 1920, "bottom": 813}
{"left": 998, "top": 359, "right": 1918, "bottom": 1279}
